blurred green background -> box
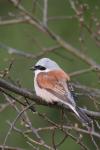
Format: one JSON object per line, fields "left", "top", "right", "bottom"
{"left": 0, "top": 0, "right": 100, "bottom": 149}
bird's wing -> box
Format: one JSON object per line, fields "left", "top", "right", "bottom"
{"left": 37, "top": 70, "right": 79, "bottom": 116}
{"left": 67, "top": 81, "right": 78, "bottom": 101}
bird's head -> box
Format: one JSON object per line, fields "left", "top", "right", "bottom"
{"left": 30, "top": 58, "right": 61, "bottom": 75}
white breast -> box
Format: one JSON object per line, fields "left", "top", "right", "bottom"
{"left": 34, "top": 76, "right": 59, "bottom": 103}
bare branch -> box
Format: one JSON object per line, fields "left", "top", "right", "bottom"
{"left": 0, "top": 145, "right": 24, "bottom": 150}
{"left": 0, "top": 17, "right": 29, "bottom": 26}
{"left": 70, "top": 67, "right": 95, "bottom": 77}
{"left": 0, "top": 42, "right": 60, "bottom": 59}
{"left": 43, "top": 0, "right": 48, "bottom": 26}
{"left": 48, "top": 15, "right": 77, "bottom": 21}
{"left": 37, "top": 125, "right": 100, "bottom": 139}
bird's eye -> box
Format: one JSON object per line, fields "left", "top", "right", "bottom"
{"left": 34, "top": 65, "right": 46, "bottom": 70}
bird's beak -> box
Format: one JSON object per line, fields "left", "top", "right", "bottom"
{"left": 30, "top": 66, "right": 35, "bottom": 71}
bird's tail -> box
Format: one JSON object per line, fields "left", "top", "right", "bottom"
{"left": 59, "top": 100, "right": 92, "bottom": 128}
{"left": 75, "top": 106, "right": 92, "bottom": 127}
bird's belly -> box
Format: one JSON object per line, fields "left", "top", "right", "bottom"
{"left": 34, "top": 80, "right": 58, "bottom": 103}
{"left": 37, "top": 88, "right": 58, "bottom": 103}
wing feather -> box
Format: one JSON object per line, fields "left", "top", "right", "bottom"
{"left": 37, "top": 70, "right": 76, "bottom": 107}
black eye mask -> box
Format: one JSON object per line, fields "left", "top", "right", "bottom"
{"left": 34, "top": 65, "right": 46, "bottom": 71}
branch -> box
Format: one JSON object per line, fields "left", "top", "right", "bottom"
{"left": 43, "top": 0, "right": 48, "bottom": 26}
{"left": 72, "top": 83, "right": 100, "bottom": 98}
{"left": 0, "top": 17, "right": 29, "bottom": 25}
{"left": 0, "top": 42, "right": 60, "bottom": 59}
{"left": 0, "top": 78, "right": 34, "bottom": 100}
{"left": 37, "top": 125, "right": 100, "bottom": 139}
{"left": 0, "top": 78, "right": 100, "bottom": 119}
{"left": 0, "top": 145, "right": 24, "bottom": 150}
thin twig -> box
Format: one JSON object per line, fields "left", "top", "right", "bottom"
{"left": 0, "top": 42, "right": 60, "bottom": 59}
{"left": 70, "top": 67, "right": 95, "bottom": 77}
{"left": 90, "top": 135, "right": 99, "bottom": 150}
{"left": 0, "top": 145, "right": 24, "bottom": 150}
{"left": 2, "top": 103, "right": 34, "bottom": 150}
{"left": 0, "top": 17, "right": 29, "bottom": 25}
{"left": 43, "top": 0, "right": 48, "bottom": 26}
{"left": 37, "top": 112, "right": 89, "bottom": 150}
{"left": 37, "top": 125, "right": 100, "bottom": 139}
{"left": 52, "top": 128, "right": 57, "bottom": 150}
{"left": 48, "top": 15, "right": 77, "bottom": 21}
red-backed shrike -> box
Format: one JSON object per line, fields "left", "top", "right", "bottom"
{"left": 31, "top": 58, "right": 92, "bottom": 127}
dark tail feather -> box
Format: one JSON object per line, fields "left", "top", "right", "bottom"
{"left": 76, "top": 106, "right": 92, "bottom": 127}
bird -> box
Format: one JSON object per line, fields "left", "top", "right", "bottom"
{"left": 31, "top": 58, "right": 92, "bottom": 128}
